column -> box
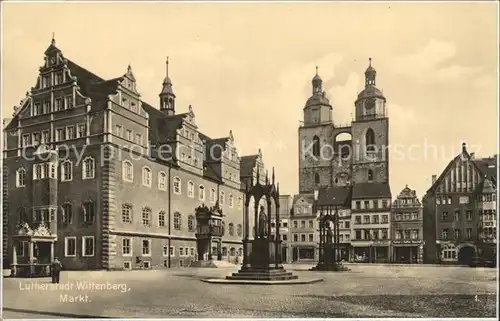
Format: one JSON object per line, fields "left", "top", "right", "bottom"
{"left": 12, "top": 242, "right": 17, "bottom": 276}
{"left": 254, "top": 202, "right": 259, "bottom": 239}
{"left": 267, "top": 199, "right": 272, "bottom": 241}
{"left": 275, "top": 202, "right": 281, "bottom": 268}
{"left": 28, "top": 241, "right": 34, "bottom": 276}
{"left": 49, "top": 242, "right": 55, "bottom": 275}
{"left": 242, "top": 200, "right": 250, "bottom": 269}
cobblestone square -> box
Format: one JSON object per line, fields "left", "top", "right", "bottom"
{"left": 2, "top": 264, "right": 497, "bottom": 318}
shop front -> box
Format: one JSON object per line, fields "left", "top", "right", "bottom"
{"left": 392, "top": 240, "right": 423, "bottom": 263}
{"left": 292, "top": 246, "right": 316, "bottom": 262}
{"left": 351, "top": 241, "right": 390, "bottom": 263}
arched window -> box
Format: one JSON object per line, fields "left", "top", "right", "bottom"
{"left": 222, "top": 221, "right": 226, "bottom": 235}
{"left": 312, "top": 135, "right": 320, "bottom": 157}
{"left": 142, "top": 207, "right": 151, "bottom": 226}
{"left": 365, "top": 129, "right": 375, "bottom": 152}
{"left": 61, "top": 160, "right": 73, "bottom": 182}
{"left": 173, "top": 212, "right": 182, "bottom": 230}
{"left": 158, "top": 211, "right": 166, "bottom": 227}
{"left": 230, "top": 247, "right": 236, "bottom": 256}
{"left": 16, "top": 168, "right": 26, "bottom": 187}
{"left": 198, "top": 185, "right": 205, "bottom": 201}
{"left": 122, "top": 160, "right": 133, "bottom": 182}
{"left": 237, "top": 224, "right": 242, "bottom": 237}
{"left": 173, "top": 177, "right": 181, "bottom": 195}
{"left": 314, "top": 172, "right": 320, "bottom": 184}
{"left": 229, "top": 194, "right": 234, "bottom": 208}
{"left": 368, "top": 169, "right": 373, "bottom": 181}
{"left": 188, "top": 215, "right": 195, "bottom": 231}
{"left": 220, "top": 191, "right": 225, "bottom": 205}
{"left": 122, "top": 204, "right": 133, "bottom": 223}
{"left": 187, "top": 181, "right": 194, "bottom": 198}
{"left": 18, "top": 207, "right": 28, "bottom": 224}
{"left": 228, "top": 223, "right": 234, "bottom": 236}
{"left": 158, "top": 171, "right": 167, "bottom": 190}
{"left": 142, "top": 167, "right": 152, "bottom": 187}
{"left": 210, "top": 188, "right": 216, "bottom": 203}
{"left": 61, "top": 203, "right": 73, "bottom": 223}
{"left": 82, "top": 157, "right": 95, "bottom": 179}
{"left": 81, "top": 201, "right": 95, "bottom": 223}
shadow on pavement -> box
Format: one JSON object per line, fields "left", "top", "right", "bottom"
{"left": 295, "top": 294, "right": 496, "bottom": 317}
{"left": 2, "top": 307, "right": 115, "bottom": 319}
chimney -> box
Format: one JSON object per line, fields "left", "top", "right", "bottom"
{"left": 432, "top": 175, "right": 437, "bottom": 184}
{"left": 462, "top": 142, "right": 467, "bottom": 153}
{"left": 313, "top": 189, "right": 319, "bottom": 201}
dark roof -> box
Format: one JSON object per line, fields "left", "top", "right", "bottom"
{"left": 356, "top": 86, "right": 385, "bottom": 101}
{"left": 204, "top": 137, "right": 229, "bottom": 163}
{"left": 317, "top": 186, "right": 352, "bottom": 207}
{"left": 240, "top": 155, "right": 259, "bottom": 177}
{"left": 352, "top": 182, "right": 391, "bottom": 199}
{"left": 473, "top": 156, "right": 497, "bottom": 187}
{"left": 304, "top": 92, "right": 331, "bottom": 108}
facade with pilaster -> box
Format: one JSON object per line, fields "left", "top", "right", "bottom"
{"left": 2, "top": 39, "right": 274, "bottom": 272}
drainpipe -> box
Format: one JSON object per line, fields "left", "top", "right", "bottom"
{"left": 168, "top": 165, "right": 171, "bottom": 268}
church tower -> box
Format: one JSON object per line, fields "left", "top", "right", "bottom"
{"left": 298, "top": 67, "right": 335, "bottom": 193}
{"left": 351, "top": 58, "right": 389, "bottom": 184}
{"left": 159, "top": 57, "right": 176, "bottom": 116}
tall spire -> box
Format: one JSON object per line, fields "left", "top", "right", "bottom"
{"left": 51, "top": 32, "right": 55, "bottom": 46}
{"left": 312, "top": 65, "right": 322, "bottom": 94}
{"left": 159, "top": 56, "right": 176, "bottom": 115}
{"left": 166, "top": 56, "right": 169, "bottom": 78}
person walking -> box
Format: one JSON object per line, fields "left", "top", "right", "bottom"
{"left": 51, "top": 257, "right": 62, "bottom": 284}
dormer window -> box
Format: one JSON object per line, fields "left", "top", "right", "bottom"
{"left": 65, "top": 96, "right": 73, "bottom": 109}
{"left": 55, "top": 72, "right": 63, "bottom": 85}
{"left": 42, "top": 75, "right": 51, "bottom": 88}
{"left": 42, "top": 101, "right": 50, "bottom": 114}
{"left": 122, "top": 98, "right": 128, "bottom": 108}
{"left": 33, "top": 103, "right": 41, "bottom": 116}
{"left": 131, "top": 102, "right": 137, "bottom": 112}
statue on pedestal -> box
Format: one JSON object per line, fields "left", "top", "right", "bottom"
{"left": 258, "top": 205, "right": 268, "bottom": 238}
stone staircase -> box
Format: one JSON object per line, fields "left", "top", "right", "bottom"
{"left": 226, "top": 268, "right": 298, "bottom": 281}
{"left": 188, "top": 260, "right": 239, "bottom": 268}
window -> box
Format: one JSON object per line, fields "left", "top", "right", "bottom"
{"left": 82, "top": 157, "right": 95, "bottom": 179}
{"left": 466, "top": 228, "right": 472, "bottom": 240}
{"left": 142, "top": 167, "right": 152, "bottom": 187}
{"left": 16, "top": 168, "right": 26, "bottom": 187}
{"left": 66, "top": 126, "right": 74, "bottom": 140}
{"left": 41, "top": 130, "right": 50, "bottom": 144}
{"left": 188, "top": 215, "right": 195, "bottom": 232}
{"left": 382, "top": 200, "right": 388, "bottom": 208}
{"left": 169, "top": 246, "right": 175, "bottom": 256}
{"left": 381, "top": 230, "right": 388, "bottom": 239}
{"left": 441, "top": 212, "right": 448, "bottom": 221}
{"left": 33, "top": 103, "right": 41, "bottom": 116}
{"left": 54, "top": 98, "right": 62, "bottom": 111}
{"left": 61, "top": 203, "right": 73, "bottom": 223}
{"left": 158, "top": 211, "right": 166, "bottom": 227}
{"left": 229, "top": 194, "right": 234, "bottom": 208}
{"left": 363, "top": 215, "right": 370, "bottom": 224}
{"left": 173, "top": 212, "right": 182, "bottom": 230}
{"left": 32, "top": 132, "right": 41, "bottom": 146}
{"left": 142, "top": 207, "right": 151, "bottom": 226}
{"left": 293, "top": 221, "right": 298, "bottom": 228}
{"left": 187, "top": 181, "right": 194, "bottom": 198}
{"left": 142, "top": 240, "right": 151, "bottom": 256}
{"left": 42, "top": 74, "right": 50, "bottom": 87}
{"left": 55, "top": 72, "right": 63, "bottom": 85}
{"left": 466, "top": 211, "right": 472, "bottom": 221}
{"left": 308, "top": 220, "right": 313, "bottom": 228}
{"left": 210, "top": 188, "right": 216, "bottom": 203}
{"left": 283, "top": 234, "right": 288, "bottom": 241}
{"left": 454, "top": 229, "right": 461, "bottom": 240}
{"left": 115, "top": 125, "right": 123, "bottom": 137}
{"left": 315, "top": 172, "right": 320, "bottom": 184}
{"left": 381, "top": 215, "right": 388, "bottom": 223}
{"left": 237, "top": 224, "right": 242, "bottom": 237}
{"left": 293, "top": 234, "right": 298, "bottom": 242}
{"left": 454, "top": 211, "right": 460, "bottom": 221}
{"left": 77, "top": 124, "right": 86, "bottom": 138}
{"left": 82, "top": 201, "right": 95, "bottom": 223}
{"left": 411, "top": 229, "right": 419, "bottom": 240}
{"left": 64, "top": 237, "right": 76, "bottom": 257}
{"left": 411, "top": 212, "right": 418, "bottom": 220}
{"left": 368, "top": 170, "right": 373, "bottom": 181}
{"left": 122, "top": 161, "right": 133, "bottom": 182}
{"left": 372, "top": 216, "right": 379, "bottom": 224}
{"left": 300, "top": 220, "right": 305, "bottom": 228}
{"left": 301, "top": 234, "right": 306, "bottom": 242}
{"left": 459, "top": 196, "right": 470, "bottom": 204}
{"left": 198, "top": 185, "right": 205, "bottom": 200}
{"left": 126, "top": 130, "right": 132, "bottom": 141}
{"left": 308, "top": 234, "right": 314, "bottom": 242}
{"left": 228, "top": 223, "right": 234, "bottom": 236}
{"left": 355, "top": 230, "right": 362, "bottom": 240}
{"left": 356, "top": 201, "right": 361, "bottom": 209}
{"left": 122, "top": 238, "right": 132, "bottom": 256}
{"left": 237, "top": 197, "right": 242, "bottom": 209}
{"left": 163, "top": 245, "right": 169, "bottom": 256}
{"left": 312, "top": 135, "right": 320, "bottom": 157}
{"left": 373, "top": 200, "right": 378, "bottom": 209}
{"left": 82, "top": 236, "right": 95, "bottom": 257}
{"left": 65, "top": 96, "right": 73, "bottom": 109}
{"left": 61, "top": 160, "right": 73, "bottom": 181}
{"left": 173, "top": 177, "right": 181, "bottom": 195}
{"left": 441, "top": 228, "right": 448, "bottom": 239}
{"left": 220, "top": 191, "right": 225, "bottom": 205}
{"left": 158, "top": 172, "right": 167, "bottom": 190}
{"left": 56, "top": 128, "right": 65, "bottom": 141}
{"left": 135, "top": 133, "right": 142, "bottom": 145}
{"left": 22, "top": 134, "right": 30, "bottom": 146}
{"left": 365, "top": 128, "right": 375, "bottom": 152}
{"left": 447, "top": 196, "right": 452, "bottom": 204}
{"left": 122, "top": 204, "right": 132, "bottom": 223}
{"left": 42, "top": 101, "right": 50, "bottom": 114}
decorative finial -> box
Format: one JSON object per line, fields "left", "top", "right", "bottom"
{"left": 51, "top": 32, "right": 55, "bottom": 45}
{"left": 405, "top": 184, "right": 408, "bottom": 188}
{"left": 166, "top": 57, "right": 169, "bottom": 77}
{"left": 369, "top": 57, "right": 372, "bottom": 66}
{"left": 316, "top": 66, "right": 318, "bottom": 75}
{"left": 188, "top": 104, "right": 193, "bottom": 112}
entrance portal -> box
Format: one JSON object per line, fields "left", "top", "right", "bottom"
{"left": 458, "top": 246, "right": 475, "bottom": 265}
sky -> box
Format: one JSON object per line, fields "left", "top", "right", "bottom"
{"left": 2, "top": 1, "right": 498, "bottom": 199}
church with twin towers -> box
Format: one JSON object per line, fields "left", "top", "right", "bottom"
{"left": 298, "top": 59, "right": 391, "bottom": 193}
